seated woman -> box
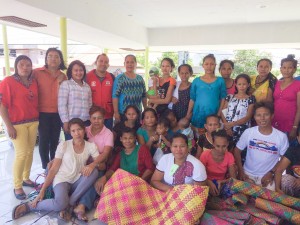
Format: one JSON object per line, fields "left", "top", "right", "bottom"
{"left": 95, "top": 127, "right": 155, "bottom": 194}
{"left": 275, "top": 127, "right": 300, "bottom": 197}
{"left": 12, "top": 118, "right": 101, "bottom": 220}
{"left": 200, "top": 129, "right": 236, "bottom": 196}
{"left": 151, "top": 133, "right": 207, "bottom": 192}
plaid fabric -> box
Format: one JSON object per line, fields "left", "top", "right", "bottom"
{"left": 229, "top": 178, "right": 300, "bottom": 210}
{"left": 95, "top": 169, "right": 208, "bottom": 225}
{"left": 255, "top": 198, "right": 300, "bottom": 224}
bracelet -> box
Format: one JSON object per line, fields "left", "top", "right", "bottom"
{"left": 269, "top": 170, "right": 275, "bottom": 176}
{"left": 293, "top": 125, "right": 298, "bottom": 129}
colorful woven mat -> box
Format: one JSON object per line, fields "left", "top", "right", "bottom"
{"left": 229, "top": 178, "right": 300, "bottom": 210}
{"left": 255, "top": 198, "right": 300, "bottom": 224}
{"left": 250, "top": 216, "right": 268, "bottom": 225}
{"left": 232, "top": 193, "right": 248, "bottom": 205}
{"left": 200, "top": 212, "right": 232, "bottom": 225}
{"left": 206, "top": 210, "right": 251, "bottom": 224}
{"left": 95, "top": 169, "right": 209, "bottom": 225}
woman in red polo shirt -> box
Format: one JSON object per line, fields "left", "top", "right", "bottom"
{"left": 0, "top": 55, "right": 39, "bottom": 200}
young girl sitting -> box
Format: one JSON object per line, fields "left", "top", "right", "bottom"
{"left": 200, "top": 129, "right": 236, "bottom": 196}
{"left": 196, "top": 114, "right": 220, "bottom": 158}
{"left": 222, "top": 74, "right": 256, "bottom": 144}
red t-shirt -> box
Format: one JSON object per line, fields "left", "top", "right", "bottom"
{"left": 0, "top": 75, "right": 39, "bottom": 124}
{"left": 109, "top": 145, "right": 155, "bottom": 177}
{"left": 200, "top": 150, "right": 235, "bottom": 180}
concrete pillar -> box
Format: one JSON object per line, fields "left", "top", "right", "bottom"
{"left": 2, "top": 25, "right": 10, "bottom": 76}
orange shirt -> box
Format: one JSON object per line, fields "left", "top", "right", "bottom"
{"left": 33, "top": 66, "right": 66, "bottom": 113}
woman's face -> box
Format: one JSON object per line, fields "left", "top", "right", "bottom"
{"left": 143, "top": 111, "right": 157, "bottom": 127}
{"left": 124, "top": 56, "right": 136, "bottom": 73}
{"left": 212, "top": 136, "right": 228, "bottom": 157}
{"left": 71, "top": 64, "right": 85, "bottom": 83}
{"left": 171, "top": 137, "right": 189, "bottom": 160}
{"left": 202, "top": 58, "right": 216, "bottom": 74}
{"left": 236, "top": 77, "right": 249, "bottom": 94}
{"left": 16, "top": 59, "right": 32, "bottom": 78}
{"left": 167, "top": 113, "right": 177, "bottom": 129}
{"left": 280, "top": 61, "right": 296, "bottom": 78}
{"left": 219, "top": 62, "right": 233, "bottom": 79}
{"left": 161, "top": 60, "right": 173, "bottom": 76}
{"left": 90, "top": 111, "right": 105, "bottom": 129}
{"left": 257, "top": 60, "right": 271, "bottom": 78}
{"left": 70, "top": 123, "right": 85, "bottom": 140}
{"left": 125, "top": 107, "right": 138, "bottom": 122}
{"left": 120, "top": 132, "right": 136, "bottom": 149}
{"left": 179, "top": 66, "right": 191, "bottom": 82}
{"left": 46, "top": 51, "right": 61, "bottom": 69}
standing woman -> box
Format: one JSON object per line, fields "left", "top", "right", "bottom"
{"left": 273, "top": 55, "right": 300, "bottom": 140}
{"left": 148, "top": 58, "right": 176, "bottom": 115}
{"left": 0, "top": 55, "right": 39, "bottom": 199}
{"left": 112, "top": 55, "right": 147, "bottom": 123}
{"left": 172, "top": 64, "right": 192, "bottom": 121}
{"left": 33, "top": 48, "right": 67, "bottom": 169}
{"left": 250, "top": 58, "right": 277, "bottom": 102}
{"left": 219, "top": 60, "right": 235, "bottom": 95}
{"left": 186, "top": 54, "right": 227, "bottom": 135}
{"left": 58, "top": 60, "right": 92, "bottom": 140}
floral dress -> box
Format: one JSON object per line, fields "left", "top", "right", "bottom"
{"left": 225, "top": 94, "right": 256, "bottom": 143}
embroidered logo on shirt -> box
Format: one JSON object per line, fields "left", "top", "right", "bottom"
{"left": 105, "top": 81, "right": 111, "bottom": 86}
{"left": 91, "top": 81, "right": 97, "bottom": 87}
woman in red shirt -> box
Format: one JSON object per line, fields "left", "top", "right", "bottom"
{"left": 0, "top": 55, "right": 39, "bottom": 200}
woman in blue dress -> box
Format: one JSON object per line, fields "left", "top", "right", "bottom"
{"left": 186, "top": 54, "right": 226, "bottom": 136}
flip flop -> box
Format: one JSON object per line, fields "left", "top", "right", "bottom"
{"left": 13, "top": 189, "right": 26, "bottom": 200}
{"left": 58, "top": 209, "right": 72, "bottom": 222}
{"left": 22, "top": 181, "right": 39, "bottom": 188}
{"left": 12, "top": 203, "right": 30, "bottom": 220}
{"left": 73, "top": 210, "right": 88, "bottom": 222}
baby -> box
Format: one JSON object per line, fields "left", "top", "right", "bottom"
{"left": 178, "top": 117, "right": 194, "bottom": 150}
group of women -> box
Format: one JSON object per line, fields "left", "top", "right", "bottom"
{"left": 1, "top": 49, "right": 300, "bottom": 222}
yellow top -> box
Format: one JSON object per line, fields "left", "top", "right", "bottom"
{"left": 250, "top": 75, "right": 269, "bottom": 102}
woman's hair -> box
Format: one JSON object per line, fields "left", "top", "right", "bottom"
{"left": 171, "top": 133, "right": 188, "bottom": 146}
{"left": 125, "top": 54, "right": 137, "bottom": 63}
{"left": 161, "top": 57, "right": 175, "bottom": 71}
{"left": 157, "top": 117, "right": 171, "bottom": 129}
{"left": 68, "top": 118, "right": 85, "bottom": 130}
{"left": 211, "top": 129, "right": 228, "bottom": 142}
{"left": 257, "top": 58, "right": 272, "bottom": 68}
{"left": 178, "top": 64, "right": 193, "bottom": 74}
{"left": 234, "top": 73, "right": 251, "bottom": 95}
{"left": 141, "top": 108, "right": 158, "bottom": 120}
{"left": 14, "top": 55, "right": 32, "bottom": 76}
{"left": 202, "top": 54, "right": 216, "bottom": 63}
{"left": 219, "top": 59, "right": 234, "bottom": 71}
{"left": 120, "top": 126, "right": 137, "bottom": 137}
{"left": 66, "top": 60, "right": 86, "bottom": 81}
{"left": 124, "top": 105, "right": 141, "bottom": 127}
{"left": 281, "top": 54, "right": 298, "bottom": 68}
{"left": 89, "top": 105, "right": 106, "bottom": 117}
{"left": 45, "top": 48, "right": 67, "bottom": 70}
{"left": 254, "top": 101, "right": 274, "bottom": 115}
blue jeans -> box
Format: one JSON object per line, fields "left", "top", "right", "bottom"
{"left": 78, "top": 170, "right": 105, "bottom": 210}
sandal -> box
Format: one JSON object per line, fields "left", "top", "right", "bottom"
{"left": 13, "top": 189, "right": 26, "bottom": 200}
{"left": 58, "top": 209, "right": 72, "bottom": 222}
{"left": 73, "top": 210, "right": 88, "bottom": 222}
{"left": 12, "top": 203, "right": 30, "bottom": 220}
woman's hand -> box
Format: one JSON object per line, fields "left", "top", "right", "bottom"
{"left": 238, "top": 169, "right": 249, "bottom": 181}
{"left": 261, "top": 172, "right": 274, "bottom": 187}
{"left": 114, "top": 112, "right": 121, "bottom": 123}
{"left": 207, "top": 180, "right": 219, "bottom": 196}
{"left": 95, "top": 176, "right": 107, "bottom": 195}
{"left": 223, "top": 122, "right": 234, "bottom": 130}
{"left": 288, "top": 128, "right": 297, "bottom": 141}
{"left": 7, "top": 125, "right": 17, "bottom": 139}
{"left": 31, "top": 189, "right": 45, "bottom": 208}
{"left": 81, "top": 164, "right": 95, "bottom": 177}
{"left": 63, "top": 122, "right": 69, "bottom": 133}
{"left": 171, "top": 97, "right": 178, "bottom": 104}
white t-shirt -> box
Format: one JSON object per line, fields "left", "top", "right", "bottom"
{"left": 53, "top": 140, "right": 99, "bottom": 187}
{"left": 156, "top": 153, "right": 207, "bottom": 186}
{"left": 236, "top": 126, "right": 289, "bottom": 176}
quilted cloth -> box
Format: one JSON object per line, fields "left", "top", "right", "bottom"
{"left": 95, "top": 169, "right": 209, "bottom": 225}
{"left": 229, "top": 178, "right": 300, "bottom": 210}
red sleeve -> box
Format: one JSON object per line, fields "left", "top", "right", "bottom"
{"left": 226, "top": 152, "right": 235, "bottom": 167}
{"left": 199, "top": 150, "right": 208, "bottom": 166}
{"left": 0, "top": 78, "right": 12, "bottom": 108}
{"left": 169, "top": 77, "right": 176, "bottom": 86}
{"left": 138, "top": 145, "right": 155, "bottom": 172}
{"left": 109, "top": 152, "right": 121, "bottom": 172}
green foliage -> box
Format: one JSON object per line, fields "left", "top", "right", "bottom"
{"left": 233, "top": 50, "right": 272, "bottom": 77}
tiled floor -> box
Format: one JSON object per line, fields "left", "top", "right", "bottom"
{"left": 0, "top": 139, "right": 104, "bottom": 225}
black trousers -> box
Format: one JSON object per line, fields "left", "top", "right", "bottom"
{"left": 38, "top": 112, "right": 61, "bottom": 169}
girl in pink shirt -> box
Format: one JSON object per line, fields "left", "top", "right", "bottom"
{"left": 200, "top": 129, "right": 236, "bottom": 196}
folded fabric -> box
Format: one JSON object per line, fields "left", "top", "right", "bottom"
{"left": 255, "top": 198, "right": 300, "bottom": 224}
{"left": 250, "top": 216, "right": 268, "bottom": 225}
{"left": 229, "top": 178, "right": 300, "bottom": 210}
{"left": 232, "top": 193, "right": 248, "bottom": 205}
{"left": 95, "top": 169, "right": 209, "bottom": 225}
{"left": 200, "top": 212, "right": 232, "bottom": 225}
{"left": 206, "top": 210, "right": 251, "bottom": 224}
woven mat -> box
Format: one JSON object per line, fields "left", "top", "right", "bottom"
{"left": 95, "top": 169, "right": 209, "bottom": 225}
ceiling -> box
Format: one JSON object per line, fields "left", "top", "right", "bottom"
{"left": 1, "top": 0, "right": 300, "bottom": 51}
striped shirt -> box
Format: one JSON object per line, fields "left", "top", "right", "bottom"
{"left": 58, "top": 79, "right": 92, "bottom": 123}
